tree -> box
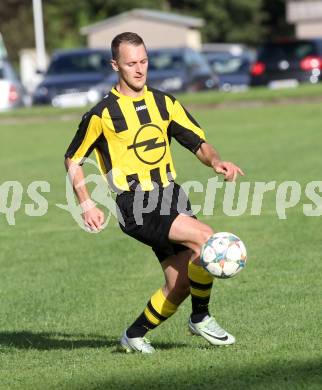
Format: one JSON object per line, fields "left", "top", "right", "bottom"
{"left": 0, "top": 0, "right": 35, "bottom": 63}
{"left": 0, "top": 0, "right": 164, "bottom": 63}
{"left": 169, "top": 0, "right": 266, "bottom": 45}
{"left": 0, "top": 0, "right": 293, "bottom": 66}
{"left": 261, "top": 0, "right": 294, "bottom": 40}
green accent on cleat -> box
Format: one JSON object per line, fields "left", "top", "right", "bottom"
{"left": 120, "top": 331, "right": 156, "bottom": 354}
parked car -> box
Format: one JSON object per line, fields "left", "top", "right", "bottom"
{"left": 202, "top": 43, "right": 255, "bottom": 91}
{"left": 32, "top": 48, "right": 111, "bottom": 107}
{"left": 34, "top": 47, "right": 217, "bottom": 106}
{"left": 0, "top": 57, "right": 25, "bottom": 111}
{"left": 146, "top": 47, "right": 218, "bottom": 92}
{"left": 250, "top": 39, "right": 322, "bottom": 88}
{"left": 99, "top": 47, "right": 218, "bottom": 94}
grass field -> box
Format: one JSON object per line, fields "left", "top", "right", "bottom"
{"left": 0, "top": 90, "right": 322, "bottom": 389}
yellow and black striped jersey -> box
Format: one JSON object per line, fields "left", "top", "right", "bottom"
{"left": 65, "top": 85, "right": 206, "bottom": 192}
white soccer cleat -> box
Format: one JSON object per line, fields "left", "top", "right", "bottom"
{"left": 188, "top": 315, "right": 236, "bottom": 346}
{"left": 120, "top": 331, "right": 156, "bottom": 354}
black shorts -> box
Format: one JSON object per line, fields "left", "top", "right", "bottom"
{"left": 115, "top": 182, "right": 195, "bottom": 262}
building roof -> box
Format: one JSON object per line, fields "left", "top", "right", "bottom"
{"left": 80, "top": 8, "right": 204, "bottom": 35}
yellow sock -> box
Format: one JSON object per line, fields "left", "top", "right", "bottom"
{"left": 144, "top": 288, "right": 178, "bottom": 327}
{"left": 188, "top": 260, "right": 214, "bottom": 319}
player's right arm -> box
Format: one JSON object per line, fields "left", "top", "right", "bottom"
{"left": 64, "top": 111, "right": 105, "bottom": 231}
{"left": 64, "top": 158, "right": 105, "bottom": 231}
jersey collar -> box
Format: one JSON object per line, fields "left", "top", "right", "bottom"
{"left": 110, "top": 85, "right": 147, "bottom": 101}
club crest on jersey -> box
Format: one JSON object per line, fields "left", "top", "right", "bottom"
{"left": 127, "top": 124, "right": 167, "bottom": 165}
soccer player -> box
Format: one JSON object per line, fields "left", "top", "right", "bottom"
{"left": 64, "top": 32, "right": 244, "bottom": 353}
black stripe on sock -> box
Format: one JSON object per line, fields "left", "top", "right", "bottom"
{"left": 190, "top": 312, "right": 210, "bottom": 323}
{"left": 189, "top": 279, "right": 213, "bottom": 290}
{"left": 143, "top": 320, "right": 157, "bottom": 330}
{"left": 190, "top": 294, "right": 211, "bottom": 301}
{"left": 147, "top": 300, "right": 167, "bottom": 322}
{"left": 126, "top": 312, "right": 156, "bottom": 338}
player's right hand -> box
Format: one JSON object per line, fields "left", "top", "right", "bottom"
{"left": 82, "top": 206, "right": 105, "bottom": 232}
{"left": 214, "top": 160, "right": 244, "bottom": 182}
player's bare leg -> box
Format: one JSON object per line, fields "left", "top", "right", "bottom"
{"left": 160, "top": 249, "right": 192, "bottom": 304}
{"left": 168, "top": 214, "right": 214, "bottom": 257}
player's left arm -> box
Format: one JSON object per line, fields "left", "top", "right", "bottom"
{"left": 196, "top": 142, "right": 244, "bottom": 182}
{"left": 168, "top": 99, "right": 244, "bottom": 182}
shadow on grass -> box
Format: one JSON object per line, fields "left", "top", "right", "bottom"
{"left": 0, "top": 331, "right": 188, "bottom": 352}
{"left": 151, "top": 341, "right": 188, "bottom": 350}
{"left": 87, "top": 358, "right": 322, "bottom": 390}
{"left": 0, "top": 331, "right": 117, "bottom": 350}
{"left": 111, "top": 340, "right": 188, "bottom": 354}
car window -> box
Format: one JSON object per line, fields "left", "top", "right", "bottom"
{"left": 258, "top": 42, "right": 317, "bottom": 61}
{"left": 208, "top": 55, "right": 250, "bottom": 74}
{"left": 148, "top": 51, "right": 183, "bottom": 71}
{"left": 185, "top": 49, "right": 211, "bottom": 72}
{"left": 47, "top": 52, "right": 109, "bottom": 75}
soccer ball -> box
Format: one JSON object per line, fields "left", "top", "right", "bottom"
{"left": 201, "top": 232, "right": 247, "bottom": 278}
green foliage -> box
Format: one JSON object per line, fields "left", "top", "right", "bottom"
{"left": 261, "top": 0, "right": 294, "bottom": 40}
{"left": 0, "top": 0, "right": 292, "bottom": 65}
{"left": 170, "top": 0, "right": 266, "bottom": 45}
{"left": 0, "top": 0, "right": 35, "bottom": 62}
{"left": 44, "top": 1, "right": 87, "bottom": 52}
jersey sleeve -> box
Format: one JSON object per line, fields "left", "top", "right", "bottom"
{"left": 64, "top": 111, "right": 103, "bottom": 164}
{"left": 168, "top": 99, "right": 206, "bottom": 153}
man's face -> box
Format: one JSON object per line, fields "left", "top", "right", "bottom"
{"left": 111, "top": 43, "right": 148, "bottom": 92}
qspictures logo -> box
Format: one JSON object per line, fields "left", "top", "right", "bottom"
{"left": 0, "top": 157, "right": 321, "bottom": 231}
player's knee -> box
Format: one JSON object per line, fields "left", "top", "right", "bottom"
{"left": 193, "top": 226, "right": 214, "bottom": 256}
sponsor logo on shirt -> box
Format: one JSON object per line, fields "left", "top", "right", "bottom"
{"left": 135, "top": 105, "right": 147, "bottom": 112}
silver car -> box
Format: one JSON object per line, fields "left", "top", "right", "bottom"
{"left": 0, "top": 58, "right": 25, "bottom": 111}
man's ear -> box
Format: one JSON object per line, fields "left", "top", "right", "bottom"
{"left": 110, "top": 59, "right": 119, "bottom": 72}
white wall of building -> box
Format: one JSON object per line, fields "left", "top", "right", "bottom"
{"left": 86, "top": 18, "right": 201, "bottom": 50}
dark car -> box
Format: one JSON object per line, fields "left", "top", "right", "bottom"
{"left": 202, "top": 44, "right": 255, "bottom": 91}
{"left": 250, "top": 39, "right": 322, "bottom": 88}
{"left": 101, "top": 47, "right": 218, "bottom": 94}
{"left": 146, "top": 47, "right": 218, "bottom": 92}
{"left": 32, "top": 48, "right": 111, "bottom": 106}
{"left": 203, "top": 52, "right": 255, "bottom": 91}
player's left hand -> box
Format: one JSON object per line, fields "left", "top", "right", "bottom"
{"left": 213, "top": 161, "right": 244, "bottom": 181}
